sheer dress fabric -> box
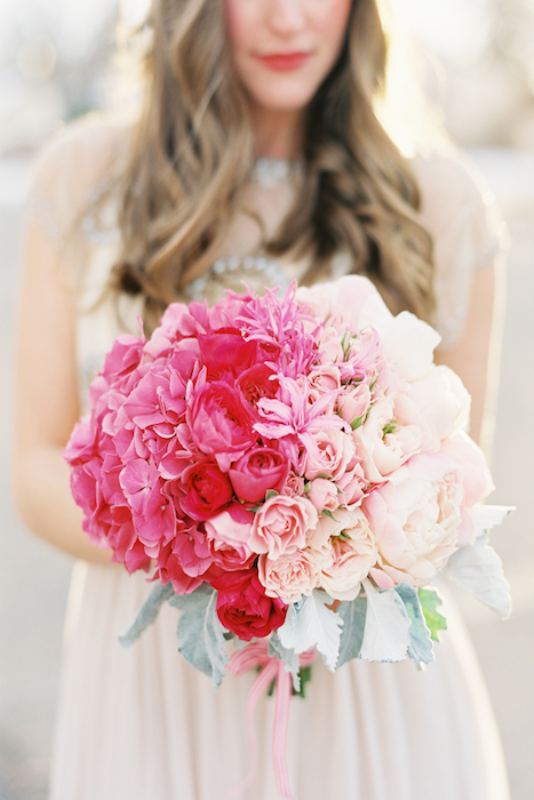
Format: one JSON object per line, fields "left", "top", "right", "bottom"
{"left": 28, "top": 117, "right": 509, "bottom": 800}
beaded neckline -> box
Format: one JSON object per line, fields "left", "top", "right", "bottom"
{"left": 183, "top": 254, "right": 289, "bottom": 302}
{"left": 250, "top": 157, "right": 304, "bottom": 188}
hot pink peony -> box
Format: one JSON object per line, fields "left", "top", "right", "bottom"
{"left": 204, "top": 504, "right": 256, "bottom": 571}
{"left": 180, "top": 458, "right": 234, "bottom": 521}
{"left": 187, "top": 381, "right": 256, "bottom": 472}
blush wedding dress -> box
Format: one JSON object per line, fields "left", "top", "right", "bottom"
{"left": 28, "top": 115, "right": 509, "bottom": 800}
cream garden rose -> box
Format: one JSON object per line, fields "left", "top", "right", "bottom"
{"left": 308, "top": 508, "right": 378, "bottom": 601}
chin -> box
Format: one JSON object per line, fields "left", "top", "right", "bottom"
{"left": 247, "top": 85, "right": 320, "bottom": 115}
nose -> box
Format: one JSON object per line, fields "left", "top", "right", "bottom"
{"left": 267, "top": 0, "right": 307, "bottom": 34}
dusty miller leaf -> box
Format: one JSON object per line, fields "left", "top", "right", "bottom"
{"left": 268, "top": 632, "right": 301, "bottom": 692}
{"left": 444, "top": 537, "right": 511, "bottom": 618}
{"left": 335, "top": 594, "right": 367, "bottom": 669}
{"left": 395, "top": 583, "right": 434, "bottom": 665}
{"left": 169, "top": 584, "right": 229, "bottom": 689}
{"left": 277, "top": 590, "right": 343, "bottom": 672}
{"left": 118, "top": 581, "right": 174, "bottom": 648}
{"left": 359, "top": 579, "right": 410, "bottom": 663}
{"left": 469, "top": 504, "right": 515, "bottom": 535}
{"left": 417, "top": 588, "right": 447, "bottom": 642}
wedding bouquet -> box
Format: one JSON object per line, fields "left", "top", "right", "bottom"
{"left": 64, "top": 275, "right": 511, "bottom": 797}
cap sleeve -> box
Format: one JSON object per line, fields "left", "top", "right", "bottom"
{"left": 412, "top": 150, "right": 508, "bottom": 350}
{"left": 26, "top": 114, "right": 124, "bottom": 261}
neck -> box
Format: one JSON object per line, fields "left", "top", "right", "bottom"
{"left": 249, "top": 104, "right": 305, "bottom": 160}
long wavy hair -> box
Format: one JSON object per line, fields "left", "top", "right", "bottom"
{"left": 111, "top": 0, "right": 435, "bottom": 333}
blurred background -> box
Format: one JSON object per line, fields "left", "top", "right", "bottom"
{"left": 1, "top": 0, "right": 533, "bottom": 797}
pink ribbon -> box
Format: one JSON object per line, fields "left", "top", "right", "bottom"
{"left": 223, "top": 640, "right": 316, "bottom": 800}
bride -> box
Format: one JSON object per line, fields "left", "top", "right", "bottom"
{"left": 14, "top": 0, "right": 509, "bottom": 797}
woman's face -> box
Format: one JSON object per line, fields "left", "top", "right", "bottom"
{"left": 224, "top": 0, "right": 353, "bottom": 116}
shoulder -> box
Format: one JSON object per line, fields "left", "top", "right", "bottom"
{"left": 410, "top": 149, "right": 492, "bottom": 232}
{"left": 409, "top": 147, "right": 506, "bottom": 270}
{"left": 29, "top": 112, "right": 134, "bottom": 245}
{"left": 408, "top": 148, "right": 507, "bottom": 349}
{"left": 32, "top": 112, "right": 133, "bottom": 210}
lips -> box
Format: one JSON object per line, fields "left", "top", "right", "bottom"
{"left": 255, "top": 52, "right": 311, "bottom": 71}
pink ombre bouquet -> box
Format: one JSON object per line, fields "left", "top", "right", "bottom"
{"left": 64, "top": 275, "right": 511, "bottom": 796}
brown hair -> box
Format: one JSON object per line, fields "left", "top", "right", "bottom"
{"left": 112, "top": 0, "right": 435, "bottom": 333}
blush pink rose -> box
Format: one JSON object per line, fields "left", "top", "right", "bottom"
{"left": 249, "top": 495, "right": 318, "bottom": 559}
{"left": 316, "top": 325, "right": 345, "bottom": 365}
{"left": 204, "top": 504, "right": 256, "bottom": 571}
{"left": 336, "top": 383, "right": 372, "bottom": 427}
{"left": 307, "top": 478, "right": 339, "bottom": 512}
{"left": 315, "top": 509, "right": 377, "bottom": 601}
{"left": 335, "top": 446, "right": 368, "bottom": 506}
{"left": 258, "top": 550, "right": 319, "bottom": 603}
{"left": 280, "top": 472, "right": 306, "bottom": 497}
{"left": 210, "top": 568, "right": 287, "bottom": 640}
{"left": 229, "top": 447, "right": 289, "bottom": 503}
{"left": 307, "top": 365, "right": 342, "bottom": 402}
{"left": 363, "top": 452, "right": 463, "bottom": 588}
{"left": 304, "top": 429, "right": 356, "bottom": 482}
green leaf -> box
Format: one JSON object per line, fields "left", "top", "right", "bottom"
{"left": 382, "top": 419, "right": 399, "bottom": 436}
{"left": 265, "top": 489, "right": 279, "bottom": 501}
{"left": 336, "top": 594, "right": 367, "bottom": 669}
{"left": 298, "top": 665, "right": 313, "bottom": 698}
{"left": 417, "top": 587, "right": 447, "bottom": 642}
{"left": 350, "top": 414, "right": 365, "bottom": 431}
{"left": 169, "top": 584, "right": 229, "bottom": 689}
{"left": 322, "top": 509, "right": 338, "bottom": 521}
{"left": 118, "top": 581, "right": 174, "bottom": 648}
{"left": 395, "top": 583, "right": 434, "bottom": 665}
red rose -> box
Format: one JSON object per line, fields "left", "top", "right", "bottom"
{"left": 181, "top": 458, "right": 233, "bottom": 520}
{"left": 210, "top": 568, "right": 287, "bottom": 640}
{"left": 229, "top": 447, "right": 289, "bottom": 503}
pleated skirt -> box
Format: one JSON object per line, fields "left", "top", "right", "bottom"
{"left": 49, "top": 562, "right": 509, "bottom": 800}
